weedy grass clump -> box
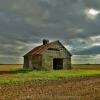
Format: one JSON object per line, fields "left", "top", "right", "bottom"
{"left": 0, "top": 69, "right": 100, "bottom": 84}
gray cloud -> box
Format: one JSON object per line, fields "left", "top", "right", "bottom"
{"left": 77, "top": 46, "right": 100, "bottom": 55}
{"left": 0, "top": 0, "right": 100, "bottom": 63}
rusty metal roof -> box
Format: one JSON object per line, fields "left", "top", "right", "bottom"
{"left": 24, "top": 44, "right": 50, "bottom": 56}
{"left": 24, "top": 40, "right": 72, "bottom": 57}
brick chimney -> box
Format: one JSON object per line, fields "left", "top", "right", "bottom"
{"left": 43, "top": 39, "right": 49, "bottom": 45}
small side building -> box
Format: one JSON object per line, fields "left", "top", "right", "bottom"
{"left": 23, "top": 40, "right": 72, "bottom": 70}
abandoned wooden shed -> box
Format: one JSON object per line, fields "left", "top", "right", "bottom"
{"left": 23, "top": 40, "right": 72, "bottom": 70}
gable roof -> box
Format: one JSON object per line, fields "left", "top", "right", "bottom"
{"left": 23, "top": 41, "right": 72, "bottom": 57}
{"left": 24, "top": 44, "right": 50, "bottom": 56}
{"left": 57, "top": 41, "right": 72, "bottom": 56}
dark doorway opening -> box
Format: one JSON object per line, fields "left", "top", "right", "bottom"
{"left": 53, "top": 58, "right": 63, "bottom": 70}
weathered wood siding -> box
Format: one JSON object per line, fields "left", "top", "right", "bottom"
{"left": 23, "top": 56, "right": 29, "bottom": 69}
{"left": 41, "top": 41, "right": 71, "bottom": 70}
{"left": 24, "top": 55, "right": 42, "bottom": 70}
{"left": 23, "top": 41, "right": 71, "bottom": 70}
{"left": 31, "top": 55, "right": 42, "bottom": 70}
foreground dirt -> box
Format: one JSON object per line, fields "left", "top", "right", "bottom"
{"left": 0, "top": 76, "right": 100, "bottom": 100}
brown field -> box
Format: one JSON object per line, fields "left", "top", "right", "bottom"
{"left": 72, "top": 64, "right": 100, "bottom": 70}
{"left": 0, "top": 76, "right": 100, "bottom": 100}
{"left": 0, "top": 64, "right": 100, "bottom": 100}
{"left": 0, "top": 64, "right": 23, "bottom": 71}
{"left": 0, "top": 64, "right": 100, "bottom": 71}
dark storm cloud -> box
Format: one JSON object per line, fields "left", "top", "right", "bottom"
{"left": 85, "top": 0, "right": 100, "bottom": 9}
{"left": 0, "top": 12, "right": 42, "bottom": 42}
{"left": 74, "top": 46, "right": 100, "bottom": 55}
{"left": 0, "top": 0, "right": 100, "bottom": 63}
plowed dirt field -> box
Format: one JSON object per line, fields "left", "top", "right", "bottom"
{"left": 0, "top": 76, "right": 100, "bottom": 100}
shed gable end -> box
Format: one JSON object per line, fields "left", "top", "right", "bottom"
{"left": 42, "top": 41, "right": 71, "bottom": 58}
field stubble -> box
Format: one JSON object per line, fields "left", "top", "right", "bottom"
{"left": 0, "top": 64, "right": 100, "bottom": 100}
{"left": 0, "top": 76, "right": 100, "bottom": 100}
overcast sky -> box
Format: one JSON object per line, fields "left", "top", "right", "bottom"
{"left": 0, "top": 0, "right": 100, "bottom": 64}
